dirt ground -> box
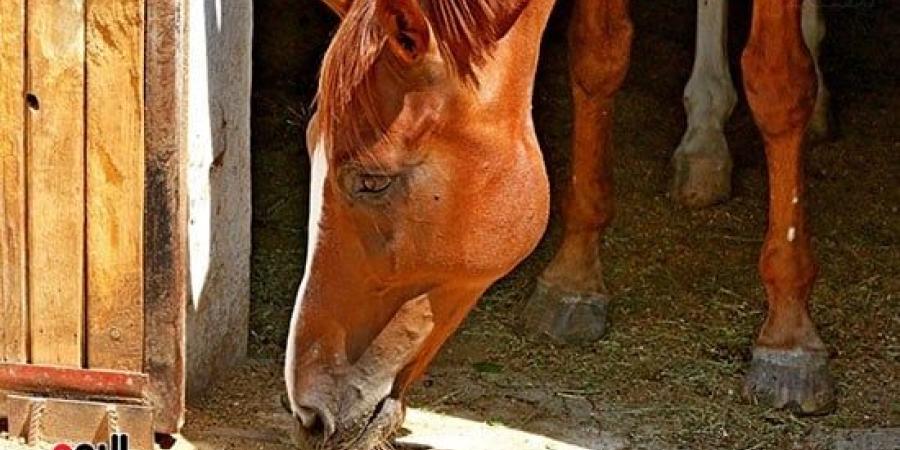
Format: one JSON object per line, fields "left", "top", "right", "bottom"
{"left": 182, "top": 1, "right": 900, "bottom": 449}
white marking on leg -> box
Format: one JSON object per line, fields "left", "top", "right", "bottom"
{"left": 285, "top": 139, "right": 330, "bottom": 412}
{"left": 792, "top": 196, "right": 799, "bottom": 205}
{"left": 682, "top": 0, "right": 737, "bottom": 133}
{"left": 803, "top": 0, "right": 830, "bottom": 135}
{"left": 672, "top": 0, "right": 736, "bottom": 201}
{"left": 787, "top": 227, "right": 797, "bottom": 242}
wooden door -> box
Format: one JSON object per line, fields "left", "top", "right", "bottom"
{"left": 0, "top": 0, "right": 145, "bottom": 372}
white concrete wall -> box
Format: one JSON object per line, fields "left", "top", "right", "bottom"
{"left": 184, "top": 0, "right": 253, "bottom": 399}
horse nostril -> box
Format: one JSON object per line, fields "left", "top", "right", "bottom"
{"left": 280, "top": 393, "right": 292, "bottom": 413}
{"left": 296, "top": 405, "right": 336, "bottom": 440}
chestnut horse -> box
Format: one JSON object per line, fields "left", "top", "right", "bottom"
{"left": 285, "top": 0, "right": 834, "bottom": 448}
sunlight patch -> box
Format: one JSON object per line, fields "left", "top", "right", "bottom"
{"left": 398, "top": 408, "right": 597, "bottom": 450}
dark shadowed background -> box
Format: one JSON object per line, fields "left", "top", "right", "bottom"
{"left": 216, "top": 1, "right": 900, "bottom": 448}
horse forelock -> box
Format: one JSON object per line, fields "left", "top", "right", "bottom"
{"left": 316, "top": 0, "right": 528, "bottom": 160}
{"left": 317, "top": 0, "right": 386, "bottom": 159}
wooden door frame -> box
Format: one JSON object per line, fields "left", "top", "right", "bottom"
{"left": 144, "top": 0, "right": 188, "bottom": 434}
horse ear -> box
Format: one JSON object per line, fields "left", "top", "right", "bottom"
{"left": 321, "top": 0, "right": 352, "bottom": 17}
{"left": 375, "top": 0, "right": 431, "bottom": 65}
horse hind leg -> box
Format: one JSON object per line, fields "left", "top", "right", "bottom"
{"left": 671, "top": 0, "right": 736, "bottom": 208}
{"left": 803, "top": 0, "right": 833, "bottom": 143}
{"left": 521, "top": 0, "right": 632, "bottom": 343}
{"left": 740, "top": 0, "right": 834, "bottom": 415}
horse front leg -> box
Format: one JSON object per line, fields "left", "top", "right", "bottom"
{"left": 740, "top": 0, "right": 835, "bottom": 415}
{"left": 521, "top": 0, "right": 632, "bottom": 343}
{"left": 671, "top": 0, "right": 737, "bottom": 208}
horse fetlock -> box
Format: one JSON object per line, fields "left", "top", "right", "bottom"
{"left": 671, "top": 127, "right": 733, "bottom": 208}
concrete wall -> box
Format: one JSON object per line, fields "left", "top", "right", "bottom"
{"left": 184, "top": 0, "right": 252, "bottom": 400}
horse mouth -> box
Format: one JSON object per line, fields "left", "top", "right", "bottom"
{"left": 287, "top": 394, "right": 404, "bottom": 450}
{"left": 365, "top": 397, "right": 391, "bottom": 430}
{"left": 287, "top": 295, "right": 433, "bottom": 449}
{"left": 347, "top": 396, "right": 405, "bottom": 450}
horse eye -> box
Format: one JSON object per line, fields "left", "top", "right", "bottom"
{"left": 357, "top": 174, "right": 393, "bottom": 194}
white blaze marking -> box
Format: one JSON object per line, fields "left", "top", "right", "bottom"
{"left": 285, "top": 140, "right": 329, "bottom": 411}
{"left": 303, "top": 142, "right": 329, "bottom": 278}
{"left": 787, "top": 227, "right": 797, "bottom": 242}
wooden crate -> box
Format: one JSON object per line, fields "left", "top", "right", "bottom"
{"left": 0, "top": 0, "right": 252, "bottom": 446}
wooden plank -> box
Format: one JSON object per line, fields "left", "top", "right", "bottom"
{"left": 0, "top": 363, "right": 148, "bottom": 399}
{"left": 7, "top": 395, "right": 154, "bottom": 450}
{"left": 0, "top": 0, "right": 27, "bottom": 363}
{"left": 85, "top": 0, "right": 145, "bottom": 371}
{"left": 26, "top": 0, "right": 86, "bottom": 367}
{"left": 145, "top": 0, "right": 187, "bottom": 433}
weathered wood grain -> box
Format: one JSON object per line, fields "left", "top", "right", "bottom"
{"left": 86, "top": 0, "right": 145, "bottom": 372}
{"left": 0, "top": 0, "right": 27, "bottom": 363}
{"left": 26, "top": 0, "right": 86, "bottom": 367}
{"left": 145, "top": 0, "right": 187, "bottom": 432}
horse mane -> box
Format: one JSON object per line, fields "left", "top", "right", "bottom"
{"left": 317, "top": 0, "right": 528, "bottom": 157}
{"left": 426, "top": 0, "right": 529, "bottom": 80}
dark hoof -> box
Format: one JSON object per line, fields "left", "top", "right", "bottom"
{"left": 743, "top": 347, "right": 836, "bottom": 415}
{"left": 521, "top": 279, "right": 609, "bottom": 344}
{"left": 670, "top": 128, "right": 733, "bottom": 208}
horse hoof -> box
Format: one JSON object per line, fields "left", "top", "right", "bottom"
{"left": 520, "top": 279, "right": 609, "bottom": 344}
{"left": 743, "top": 347, "right": 836, "bottom": 416}
{"left": 670, "top": 127, "right": 733, "bottom": 209}
{"left": 806, "top": 111, "right": 833, "bottom": 145}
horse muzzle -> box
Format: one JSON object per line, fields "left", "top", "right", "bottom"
{"left": 287, "top": 295, "right": 435, "bottom": 449}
